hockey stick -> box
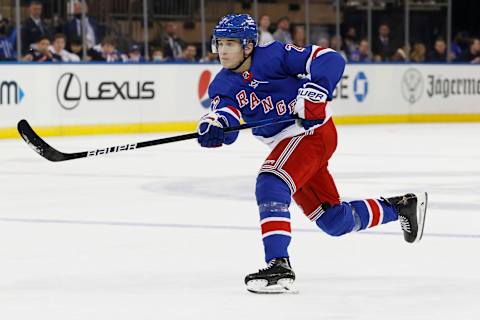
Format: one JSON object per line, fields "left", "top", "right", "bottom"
{"left": 17, "top": 117, "right": 296, "bottom": 162}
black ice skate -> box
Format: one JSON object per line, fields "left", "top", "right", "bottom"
{"left": 385, "top": 192, "right": 428, "bottom": 243}
{"left": 245, "top": 258, "right": 298, "bottom": 294}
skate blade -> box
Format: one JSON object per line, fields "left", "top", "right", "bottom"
{"left": 414, "top": 192, "right": 428, "bottom": 243}
{"left": 246, "top": 278, "right": 299, "bottom": 294}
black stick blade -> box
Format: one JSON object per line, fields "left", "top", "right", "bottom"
{"left": 17, "top": 120, "right": 78, "bottom": 162}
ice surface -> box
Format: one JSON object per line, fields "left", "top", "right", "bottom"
{"left": 1, "top": 123, "right": 479, "bottom": 319}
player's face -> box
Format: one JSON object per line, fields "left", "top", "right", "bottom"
{"left": 216, "top": 39, "right": 244, "bottom": 68}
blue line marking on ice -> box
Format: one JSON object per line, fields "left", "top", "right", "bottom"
{"left": 0, "top": 217, "right": 479, "bottom": 239}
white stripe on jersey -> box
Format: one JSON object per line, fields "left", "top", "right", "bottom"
{"left": 305, "top": 46, "right": 336, "bottom": 75}
{"left": 255, "top": 108, "right": 332, "bottom": 149}
{"left": 217, "top": 107, "right": 242, "bottom": 122}
{"left": 255, "top": 124, "right": 306, "bottom": 149}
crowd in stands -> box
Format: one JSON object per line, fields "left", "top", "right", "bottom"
{"left": 1, "top": 1, "right": 479, "bottom": 64}
{"left": 0, "top": 0, "right": 162, "bottom": 63}
{"left": 257, "top": 15, "right": 480, "bottom": 64}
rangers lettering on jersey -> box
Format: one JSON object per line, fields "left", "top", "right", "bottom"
{"left": 207, "top": 41, "right": 345, "bottom": 148}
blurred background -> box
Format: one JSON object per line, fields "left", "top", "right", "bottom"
{"left": 0, "top": 0, "right": 479, "bottom": 64}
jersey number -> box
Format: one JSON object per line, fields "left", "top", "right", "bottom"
{"left": 285, "top": 44, "right": 305, "bottom": 52}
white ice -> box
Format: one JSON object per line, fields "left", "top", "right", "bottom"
{"left": 1, "top": 123, "right": 479, "bottom": 320}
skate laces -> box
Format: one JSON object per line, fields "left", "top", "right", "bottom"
{"left": 399, "top": 215, "right": 411, "bottom": 233}
{"left": 260, "top": 259, "right": 277, "bottom": 272}
{"left": 398, "top": 196, "right": 410, "bottom": 206}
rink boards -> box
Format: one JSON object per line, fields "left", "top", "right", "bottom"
{"left": 0, "top": 63, "right": 480, "bottom": 138}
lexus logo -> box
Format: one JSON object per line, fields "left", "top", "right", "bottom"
{"left": 56, "top": 72, "right": 156, "bottom": 111}
{"left": 401, "top": 68, "right": 424, "bottom": 105}
{"left": 57, "top": 73, "right": 81, "bottom": 110}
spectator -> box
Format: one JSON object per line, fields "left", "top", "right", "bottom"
{"left": 88, "top": 37, "right": 124, "bottom": 62}
{"left": 372, "top": 23, "right": 397, "bottom": 61}
{"left": 258, "top": 14, "right": 274, "bottom": 45}
{"left": 151, "top": 47, "right": 166, "bottom": 62}
{"left": 176, "top": 44, "right": 197, "bottom": 62}
{"left": 316, "top": 36, "right": 329, "bottom": 48}
{"left": 410, "top": 42, "right": 426, "bottom": 62}
{"left": 0, "top": 15, "right": 16, "bottom": 61}
{"left": 69, "top": 37, "right": 88, "bottom": 61}
{"left": 457, "top": 38, "right": 480, "bottom": 64}
{"left": 21, "top": 0, "right": 51, "bottom": 54}
{"left": 0, "top": 14, "right": 13, "bottom": 34}
{"left": 125, "top": 44, "right": 145, "bottom": 62}
{"left": 199, "top": 49, "right": 219, "bottom": 63}
{"left": 350, "top": 39, "right": 372, "bottom": 62}
{"left": 292, "top": 25, "right": 306, "bottom": 47}
{"left": 273, "top": 16, "right": 292, "bottom": 44}
{"left": 344, "top": 26, "right": 358, "bottom": 58}
{"left": 161, "top": 22, "right": 184, "bottom": 60}
{"left": 451, "top": 32, "right": 467, "bottom": 60}
{"left": 63, "top": 1, "right": 100, "bottom": 49}
{"left": 391, "top": 44, "right": 410, "bottom": 62}
{"left": 23, "top": 35, "right": 59, "bottom": 62}
{"left": 49, "top": 33, "right": 80, "bottom": 62}
{"left": 330, "top": 35, "right": 347, "bottom": 60}
{"left": 51, "top": 13, "right": 64, "bottom": 34}
{"left": 427, "top": 38, "right": 447, "bottom": 62}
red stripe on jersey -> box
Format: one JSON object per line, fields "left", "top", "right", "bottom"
{"left": 367, "top": 199, "right": 381, "bottom": 227}
{"left": 261, "top": 221, "right": 291, "bottom": 235}
{"left": 312, "top": 47, "right": 331, "bottom": 59}
{"left": 312, "top": 47, "right": 323, "bottom": 59}
{"left": 226, "top": 106, "right": 241, "bottom": 119}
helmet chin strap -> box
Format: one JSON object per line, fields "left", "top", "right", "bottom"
{"left": 228, "top": 50, "right": 252, "bottom": 72}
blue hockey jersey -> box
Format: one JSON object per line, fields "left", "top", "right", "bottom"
{"left": 208, "top": 41, "right": 346, "bottom": 148}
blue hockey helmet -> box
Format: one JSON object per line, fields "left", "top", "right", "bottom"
{"left": 212, "top": 14, "right": 258, "bottom": 53}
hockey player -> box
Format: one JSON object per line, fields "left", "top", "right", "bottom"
{"left": 197, "top": 14, "right": 427, "bottom": 294}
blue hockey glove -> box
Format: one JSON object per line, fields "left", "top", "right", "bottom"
{"left": 197, "top": 112, "right": 228, "bottom": 148}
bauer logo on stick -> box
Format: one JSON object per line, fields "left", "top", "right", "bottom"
{"left": 87, "top": 144, "right": 137, "bottom": 157}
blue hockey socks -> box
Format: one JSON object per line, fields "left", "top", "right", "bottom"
{"left": 347, "top": 198, "right": 398, "bottom": 230}
{"left": 256, "top": 173, "right": 399, "bottom": 258}
{"left": 314, "top": 199, "right": 398, "bottom": 236}
{"left": 256, "top": 173, "right": 292, "bottom": 262}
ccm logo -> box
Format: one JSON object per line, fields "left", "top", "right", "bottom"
{"left": 87, "top": 143, "right": 137, "bottom": 157}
